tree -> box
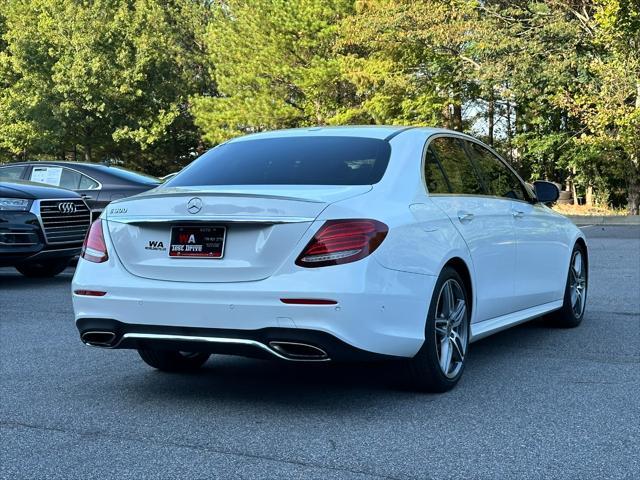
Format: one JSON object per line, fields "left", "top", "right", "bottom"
{"left": 191, "top": 0, "right": 355, "bottom": 144}
{"left": 0, "top": 0, "right": 213, "bottom": 175}
{"left": 337, "top": 0, "right": 481, "bottom": 129}
{"left": 572, "top": 0, "right": 640, "bottom": 213}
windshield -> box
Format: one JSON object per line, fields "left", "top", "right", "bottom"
{"left": 166, "top": 136, "right": 391, "bottom": 186}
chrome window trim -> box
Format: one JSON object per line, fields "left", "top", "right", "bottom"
{"left": 26, "top": 164, "right": 103, "bottom": 191}
{"left": 108, "top": 215, "right": 315, "bottom": 225}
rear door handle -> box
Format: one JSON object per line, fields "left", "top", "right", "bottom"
{"left": 457, "top": 212, "right": 474, "bottom": 223}
{"left": 512, "top": 210, "right": 525, "bottom": 219}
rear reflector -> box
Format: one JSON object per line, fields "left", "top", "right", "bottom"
{"left": 74, "top": 290, "right": 107, "bottom": 297}
{"left": 81, "top": 220, "right": 108, "bottom": 263}
{"left": 295, "top": 219, "right": 388, "bottom": 268}
{"left": 280, "top": 298, "right": 337, "bottom": 305}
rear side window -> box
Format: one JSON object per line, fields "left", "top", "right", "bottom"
{"left": 423, "top": 146, "right": 450, "bottom": 193}
{"left": 79, "top": 174, "right": 100, "bottom": 190}
{"left": 168, "top": 136, "right": 392, "bottom": 186}
{"left": 0, "top": 166, "right": 25, "bottom": 180}
{"left": 107, "top": 167, "right": 160, "bottom": 185}
{"left": 465, "top": 142, "right": 527, "bottom": 201}
{"left": 59, "top": 168, "right": 82, "bottom": 189}
{"left": 430, "top": 137, "right": 484, "bottom": 195}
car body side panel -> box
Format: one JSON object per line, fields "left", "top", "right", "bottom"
{"left": 511, "top": 201, "right": 579, "bottom": 309}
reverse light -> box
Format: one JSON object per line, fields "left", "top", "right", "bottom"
{"left": 295, "top": 219, "right": 388, "bottom": 268}
{"left": 81, "top": 220, "right": 109, "bottom": 263}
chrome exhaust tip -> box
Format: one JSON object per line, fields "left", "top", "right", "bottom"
{"left": 268, "top": 341, "right": 329, "bottom": 361}
{"left": 81, "top": 331, "right": 117, "bottom": 347}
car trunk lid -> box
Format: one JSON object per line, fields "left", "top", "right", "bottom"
{"left": 105, "top": 185, "right": 370, "bottom": 282}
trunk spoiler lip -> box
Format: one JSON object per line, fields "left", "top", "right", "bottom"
{"left": 113, "top": 185, "right": 373, "bottom": 205}
{"left": 107, "top": 215, "right": 316, "bottom": 225}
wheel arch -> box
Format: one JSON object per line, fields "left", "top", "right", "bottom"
{"left": 443, "top": 257, "right": 474, "bottom": 321}
{"left": 574, "top": 236, "right": 589, "bottom": 270}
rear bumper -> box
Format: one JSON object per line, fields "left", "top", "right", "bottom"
{"left": 72, "top": 254, "right": 436, "bottom": 358}
{"left": 76, "top": 318, "right": 401, "bottom": 362}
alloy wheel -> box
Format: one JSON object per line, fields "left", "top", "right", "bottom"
{"left": 569, "top": 251, "right": 587, "bottom": 317}
{"left": 434, "top": 279, "right": 468, "bottom": 379}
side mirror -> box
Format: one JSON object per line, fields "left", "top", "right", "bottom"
{"left": 533, "top": 180, "right": 559, "bottom": 204}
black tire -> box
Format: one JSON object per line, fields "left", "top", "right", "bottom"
{"left": 138, "top": 349, "right": 210, "bottom": 372}
{"left": 15, "top": 258, "right": 71, "bottom": 278}
{"left": 546, "top": 243, "right": 588, "bottom": 328}
{"left": 404, "top": 266, "right": 471, "bottom": 392}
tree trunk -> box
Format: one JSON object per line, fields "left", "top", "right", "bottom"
{"left": 506, "top": 101, "right": 514, "bottom": 164}
{"left": 630, "top": 84, "right": 640, "bottom": 215}
{"left": 585, "top": 185, "right": 594, "bottom": 207}
{"left": 452, "top": 103, "right": 463, "bottom": 132}
{"left": 487, "top": 96, "right": 495, "bottom": 146}
{"left": 84, "top": 144, "right": 92, "bottom": 162}
{"left": 628, "top": 156, "right": 640, "bottom": 215}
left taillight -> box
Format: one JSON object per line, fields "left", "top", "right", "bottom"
{"left": 81, "top": 220, "right": 108, "bottom": 263}
{"left": 295, "top": 219, "right": 388, "bottom": 268}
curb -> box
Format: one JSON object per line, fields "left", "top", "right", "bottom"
{"left": 566, "top": 215, "right": 640, "bottom": 226}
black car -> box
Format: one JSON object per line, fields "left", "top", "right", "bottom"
{"left": 0, "top": 161, "right": 160, "bottom": 218}
{"left": 0, "top": 180, "right": 91, "bottom": 277}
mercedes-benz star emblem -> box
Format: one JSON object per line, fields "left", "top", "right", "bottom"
{"left": 57, "top": 202, "right": 76, "bottom": 214}
{"left": 187, "top": 197, "right": 203, "bottom": 214}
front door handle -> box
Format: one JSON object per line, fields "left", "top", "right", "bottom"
{"left": 457, "top": 211, "right": 474, "bottom": 223}
{"left": 512, "top": 210, "right": 525, "bottom": 219}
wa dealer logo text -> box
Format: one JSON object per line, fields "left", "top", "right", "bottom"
{"left": 145, "top": 240, "right": 166, "bottom": 251}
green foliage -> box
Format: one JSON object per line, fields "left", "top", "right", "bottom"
{"left": 336, "top": 0, "right": 480, "bottom": 128}
{"left": 0, "top": 0, "right": 213, "bottom": 175}
{"left": 191, "top": 0, "right": 355, "bottom": 144}
{"left": 0, "top": 0, "right": 638, "bottom": 209}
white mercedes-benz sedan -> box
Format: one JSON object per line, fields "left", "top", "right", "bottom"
{"left": 72, "top": 126, "right": 588, "bottom": 391}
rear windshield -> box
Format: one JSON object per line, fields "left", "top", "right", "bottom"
{"left": 96, "top": 166, "right": 160, "bottom": 185}
{"left": 167, "top": 136, "right": 392, "bottom": 186}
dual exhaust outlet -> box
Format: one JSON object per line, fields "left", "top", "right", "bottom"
{"left": 80, "top": 331, "right": 329, "bottom": 361}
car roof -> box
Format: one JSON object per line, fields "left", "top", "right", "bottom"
{"left": 1, "top": 161, "right": 160, "bottom": 184}
{"left": 5, "top": 160, "right": 112, "bottom": 169}
{"left": 226, "top": 125, "right": 479, "bottom": 144}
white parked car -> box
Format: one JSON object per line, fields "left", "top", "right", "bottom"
{"left": 72, "top": 127, "right": 588, "bottom": 391}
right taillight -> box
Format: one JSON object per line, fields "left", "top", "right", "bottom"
{"left": 81, "top": 220, "right": 108, "bottom": 263}
{"left": 295, "top": 219, "right": 388, "bottom": 268}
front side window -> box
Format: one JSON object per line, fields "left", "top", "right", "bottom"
{"left": 0, "top": 166, "right": 26, "bottom": 180}
{"left": 429, "top": 137, "right": 484, "bottom": 195}
{"left": 168, "top": 136, "right": 392, "bottom": 186}
{"left": 465, "top": 142, "right": 527, "bottom": 201}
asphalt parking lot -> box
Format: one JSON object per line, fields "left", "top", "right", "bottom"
{"left": 1, "top": 226, "right": 638, "bottom": 479}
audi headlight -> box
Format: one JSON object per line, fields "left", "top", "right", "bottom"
{"left": 0, "top": 198, "right": 31, "bottom": 211}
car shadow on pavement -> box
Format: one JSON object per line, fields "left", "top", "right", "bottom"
{"left": 114, "top": 318, "right": 561, "bottom": 406}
